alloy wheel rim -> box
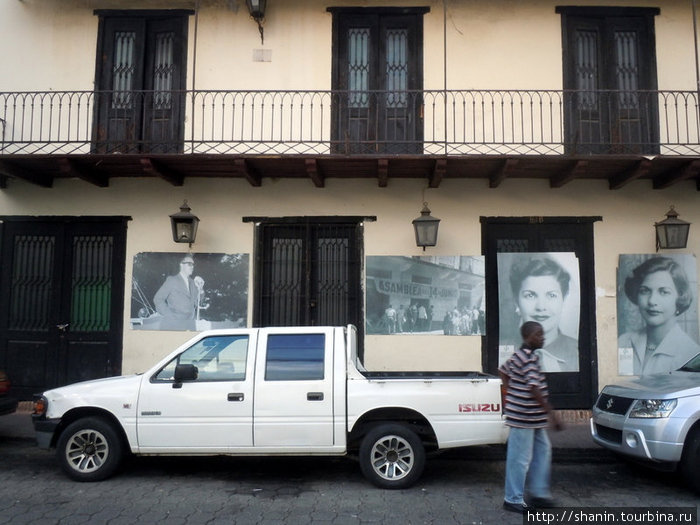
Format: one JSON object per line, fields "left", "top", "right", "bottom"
{"left": 65, "top": 429, "right": 109, "bottom": 473}
{"left": 370, "top": 434, "right": 413, "bottom": 480}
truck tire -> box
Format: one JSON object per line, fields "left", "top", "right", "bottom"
{"left": 680, "top": 427, "right": 700, "bottom": 494}
{"left": 56, "top": 417, "right": 124, "bottom": 482}
{"left": 359, "top": 423, "right": 425, "bottom": 489}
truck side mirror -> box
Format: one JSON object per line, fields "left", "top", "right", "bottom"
{"left": 173, "top": 364, "right": 198, "bottom": 389}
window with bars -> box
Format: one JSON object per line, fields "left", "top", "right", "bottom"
{"left": 71, "top": 236, "right": 114, "bottom": 333}
{"left": 253, "top": 220, "right": 363, "bottom": 334}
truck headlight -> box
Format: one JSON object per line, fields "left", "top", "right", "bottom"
{"left": 629, "top": 399, "right": 677, "bottom": 418}
{"left": 33, "top": 395, "right": 48, "bottom": 417}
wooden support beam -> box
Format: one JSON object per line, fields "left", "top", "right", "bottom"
{"left": 653, "top": 160, "right": 700, "bottom": 189}
{"left": 489, "top": 158, "right": 519, "bottom": 188}
{"left": 0, "top": 160, "right": 53, "bottom": 188}
{"left": 234, "top": 159, "right": 262, "bottom": 187}
{"left": 550, "top": 160, "right": 588, "bottom": 188}
{"left": 139, "top": 158, "right": 183, "bottom": 186}
{"left": 429, "top": 158, "right": 446, "bottom": 188}
{"left": 377, "top": 159, "right": 389, "bottom": 187}
{"left": 305, "top": 158, "right": 324, "bottom": 188}
{"left": 59, "top": 158, "right": 109, "bottom": 187}
{"left": 609, "top": 159, "right": 652, "bottom": 190}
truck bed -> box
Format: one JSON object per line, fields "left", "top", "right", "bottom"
{"left": 359, "top": 370, "right": 494, "bottom": 380}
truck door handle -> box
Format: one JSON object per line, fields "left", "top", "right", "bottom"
{"left": 307, "top": 392, "right": 324, "bottom": 401}
{"left": 227, "top": 393, "right": 244, "bottom": 402}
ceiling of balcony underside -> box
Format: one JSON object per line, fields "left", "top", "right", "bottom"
{"left": 0, "top": 154, "right": 699, "bottom": 191}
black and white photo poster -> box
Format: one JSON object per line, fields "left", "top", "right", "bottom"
{"left": 365, "top": 256, "right": 485, "bottom": 336}
{"left": 617, "top": 254, "right": 699, "bottom": 376}
{"left": 131, "top": 252, "right": 249, "bottom": 331}
{"left": 497, "top": 252, "right": 580, "bottom": 372}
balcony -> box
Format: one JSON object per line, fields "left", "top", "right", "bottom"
{"left": 1, "top": 89, "right": 699, "bottom": 189}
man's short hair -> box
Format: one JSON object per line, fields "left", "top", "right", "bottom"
{"left": 520, "top": 321, "right": 542, "bottom": 339}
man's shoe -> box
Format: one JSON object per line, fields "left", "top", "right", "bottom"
{"left": 503, "top": 501, "right": 531, "bottom": 514}
{"left": 528, "top": 497, "right": 556, "bottom": 508}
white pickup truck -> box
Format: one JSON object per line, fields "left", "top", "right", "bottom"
{"left": 33, "top": 325, "right": 507, "bottom": 488}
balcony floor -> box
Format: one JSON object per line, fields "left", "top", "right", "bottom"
{"left": 0, "top": 153, "right": 699, "bottom": 190}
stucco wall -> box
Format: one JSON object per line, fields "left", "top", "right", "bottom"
{"left": 0, "top": 174, "right": 698, "bottom": 391}
{"left": 2, "top": 0, "right": 697, "bottom": 92}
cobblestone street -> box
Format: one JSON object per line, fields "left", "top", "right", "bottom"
{"left": 1, "top": 433, "right": 698, "bottom": 525}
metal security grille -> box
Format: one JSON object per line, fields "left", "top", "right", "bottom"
{"left": 255, "top": 221, "right": 362, "bottom": 329}
{"left": 71, "top": 235, "right": 114, "bottom": 332}
{"left": 9, "top": 235, "right": 55, "bottom": 332}
{"left": 496, "top": 239, "right": 528, "bottom": 253}
{"left": 348, "top": 28, "right": 370, "bottom": 109}
{"left": 543, "top": 238, "right": 577, "bottom": 252}
{"left": 112, "top": 31, "right": 137, "bottom": 109}
{"left": 153, "top": 32, "right": 175, "bottom": 110}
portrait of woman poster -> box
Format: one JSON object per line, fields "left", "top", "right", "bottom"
{"left": 617, "top": 254, "right": 699, "bottom": 376}
{"left": 497, "top": 252, "right": 581, "bottom": 372}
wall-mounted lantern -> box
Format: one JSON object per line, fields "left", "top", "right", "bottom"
{"left": 655, "top": 205, "right": 690, "bottom": 251}
{"left": 170, "top": 200, "right": 200, "bottom": 247}
{"left": 246, "top": 0, "right": 267, "bottom": 44}
{"left": 412, "top": 202, "right": 440, "bottom": 251}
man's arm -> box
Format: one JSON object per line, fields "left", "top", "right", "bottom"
{"left": 530, "top": 384, "right": 564, "bottom": 431}
{"left": 498, "top": 369, "right": 509, "bottom": 406}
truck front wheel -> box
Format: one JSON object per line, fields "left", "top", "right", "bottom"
{"left": 56, "top": 417, "right": 124, "bottom": 482}
{"left": 359, "top": 423, "right": 425, "bottom": 489}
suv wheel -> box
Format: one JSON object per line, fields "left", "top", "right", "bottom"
{"left": 680, "top": 426, "right": 700, "bottom": 494}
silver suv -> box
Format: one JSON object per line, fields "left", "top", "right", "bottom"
{"left": 591, "top": 353, "right": 700, "bottom": 493}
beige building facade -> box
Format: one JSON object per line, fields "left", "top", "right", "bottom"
{"left": 2, "top": 0, "right": 700, "bottom": 410}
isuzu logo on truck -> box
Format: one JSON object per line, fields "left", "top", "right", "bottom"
{"left": 458, "top": 403, "right": 501, "bottom": 413}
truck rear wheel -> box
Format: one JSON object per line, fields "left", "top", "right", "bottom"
{"left": 56, "top": 417, "right": 124, "bottom": 482}
{"left": 359, "top": 423, "right": 425, "bottom": 489}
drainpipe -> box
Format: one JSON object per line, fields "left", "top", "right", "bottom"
{"left": 191, "top": 0, "right": 200, "bottom": 152}
{"left": 443, "top": 0, "right": 448, "bottom": 156}
{"left": 693, "top": 0, "right": 700, "bottom": 94}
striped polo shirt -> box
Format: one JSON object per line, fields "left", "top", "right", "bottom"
{"left": 499, "top": 345, "right": 549, "bottom": 429}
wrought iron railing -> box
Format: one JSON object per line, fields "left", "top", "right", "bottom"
{"left": 1, "top": 89, "right": 699, "bottom": 156}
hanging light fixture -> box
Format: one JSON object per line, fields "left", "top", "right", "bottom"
{"left": 170, "top": 200, "right": 200, "bottom": 247}
{"left": 412, "top": 202, "right": 440, "bottom": 251}
{"left": 655, "top": 205, "right": 690, "bottom": 250}
{"left": 246, "top": 0, "right": 267, "bottom": 44}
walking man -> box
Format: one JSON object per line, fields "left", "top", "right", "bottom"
{"left": 498, "top": 321, "right": 563, "bottom": 514}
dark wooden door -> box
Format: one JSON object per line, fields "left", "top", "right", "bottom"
{"left": 561, "top": 8, "right": 659, "bottom": 154}
{"left": 331, "top": 8, "right": 426, "bottom": 154}
{"left": 0, "top": 218, "right": 127, "bottom": 399}
{"left": 482, "top": 217, "right": 600, "bottom": 409}
{"left": 93, "top": 12, "right": 188, "bottom": 153}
